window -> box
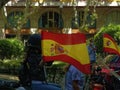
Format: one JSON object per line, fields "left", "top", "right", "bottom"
{"left": 105, "top": 11, "right": 120, "bottom": 25}
{"left": 71, "top": 11, "right": 84, "bottom": 29}
{"left": 7, "top": 11, "right": 30, "bottom": 29}
{"left": 86, "top": 12, "right": 96, "bottom": 29}
{"left": 71, "top": 11, "right": 96, "bottom": 29}
{"left": 38, "top": 11, "right": 63, "bottom": 29}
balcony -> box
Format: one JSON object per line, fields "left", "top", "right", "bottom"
{"left": 5, "top": 0, "right": 120, "bottom": 7}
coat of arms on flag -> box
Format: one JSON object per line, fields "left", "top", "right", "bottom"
{"left": 50, "top": 43, "right": 68, "bottom": 56}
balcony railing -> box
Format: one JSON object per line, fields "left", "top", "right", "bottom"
{"left": 5, "top": 0, "right": 120, "bottom": 6}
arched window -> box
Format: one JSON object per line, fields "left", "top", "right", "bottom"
{"left": 7, "top": 11, "right": 30, "bottom": 29}
{"left": 38, "top": 11, "right": 63, "bottom": 29}
{"left": 6, "top": 11, "right": 31, "bottom": 38}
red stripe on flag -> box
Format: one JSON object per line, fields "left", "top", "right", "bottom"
{"left": 104, "top": 34, "right": 117, "bottom": 45}
{"left": 41, "top": 31, "right": 86, "bottom": 45}
{"left": 104, "top": 47, "right": 120, "bottom": 55}
{"left": 43, "top": 55, "right": 91, "bottom": 74}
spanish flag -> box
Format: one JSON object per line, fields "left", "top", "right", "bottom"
{"left": 103, "top": 34, "right": 120, "bottom": 55}
{"left": 41, "top": 31, "right": 90, "bottom": 74}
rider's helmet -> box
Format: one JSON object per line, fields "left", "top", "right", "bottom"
{"left": 27, "top": 34, "right": 41, "bottom": 50}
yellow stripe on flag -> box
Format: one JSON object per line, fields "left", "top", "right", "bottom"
{"left": 42, "top": 40, "right": 90, "bottom": 64}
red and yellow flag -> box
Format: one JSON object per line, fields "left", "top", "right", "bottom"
{"left": 41, "top": 31, "right": 90, "bottom": 74}
{"left": 103, "top": 34, "right": 120, "bottom": 55}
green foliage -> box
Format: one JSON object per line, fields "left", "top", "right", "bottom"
{"left": 2, "top": 59, "right": 22, "bottom": 68}
{"left": 0, "top": 38, "right": 24, "bottom": 60}
{"left": 94, "top": 24, "right": 120, "bottom": 54}
{"left": 0, "top": 39, "right": 13, "bottom": 60}
{"left": 52, "top": 61, "right": 66, "bottom": 67}
{"left": 0, "top": 59, "right": 22, "bottom": 75}
{"left": 8, "top": 38, "right": 24, "bottom": 58}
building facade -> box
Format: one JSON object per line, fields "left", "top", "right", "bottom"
{"left": 0, "top": 0, "right": 120, "bottom": 40}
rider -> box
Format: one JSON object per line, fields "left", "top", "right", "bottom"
{"left": 18, "top": 34, "right": 61, "bottom": 90}
{"left": 19, "top": 34, "right": 46, "bottom": 86}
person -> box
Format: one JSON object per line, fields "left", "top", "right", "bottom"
{"left": 87, "top": 39, "right": 96, "bottom": 64}
{"left": 64, "top": 64, "right": 85, "bottom": 90}
{"left": 18, "top": 34, "right": 61, "bottom": 90}
{"left": 90, "top": 66, "right": 106, "bottom": 90}
{"left": 18, "top": 34, "right": 46, "bottom": 86}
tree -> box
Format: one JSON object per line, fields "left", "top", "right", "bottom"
{"left": 1, "top": 0, "right": 43, "bottom": 39}
{"left": 0, "top": 0, "right": 10, "bottom": 9}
